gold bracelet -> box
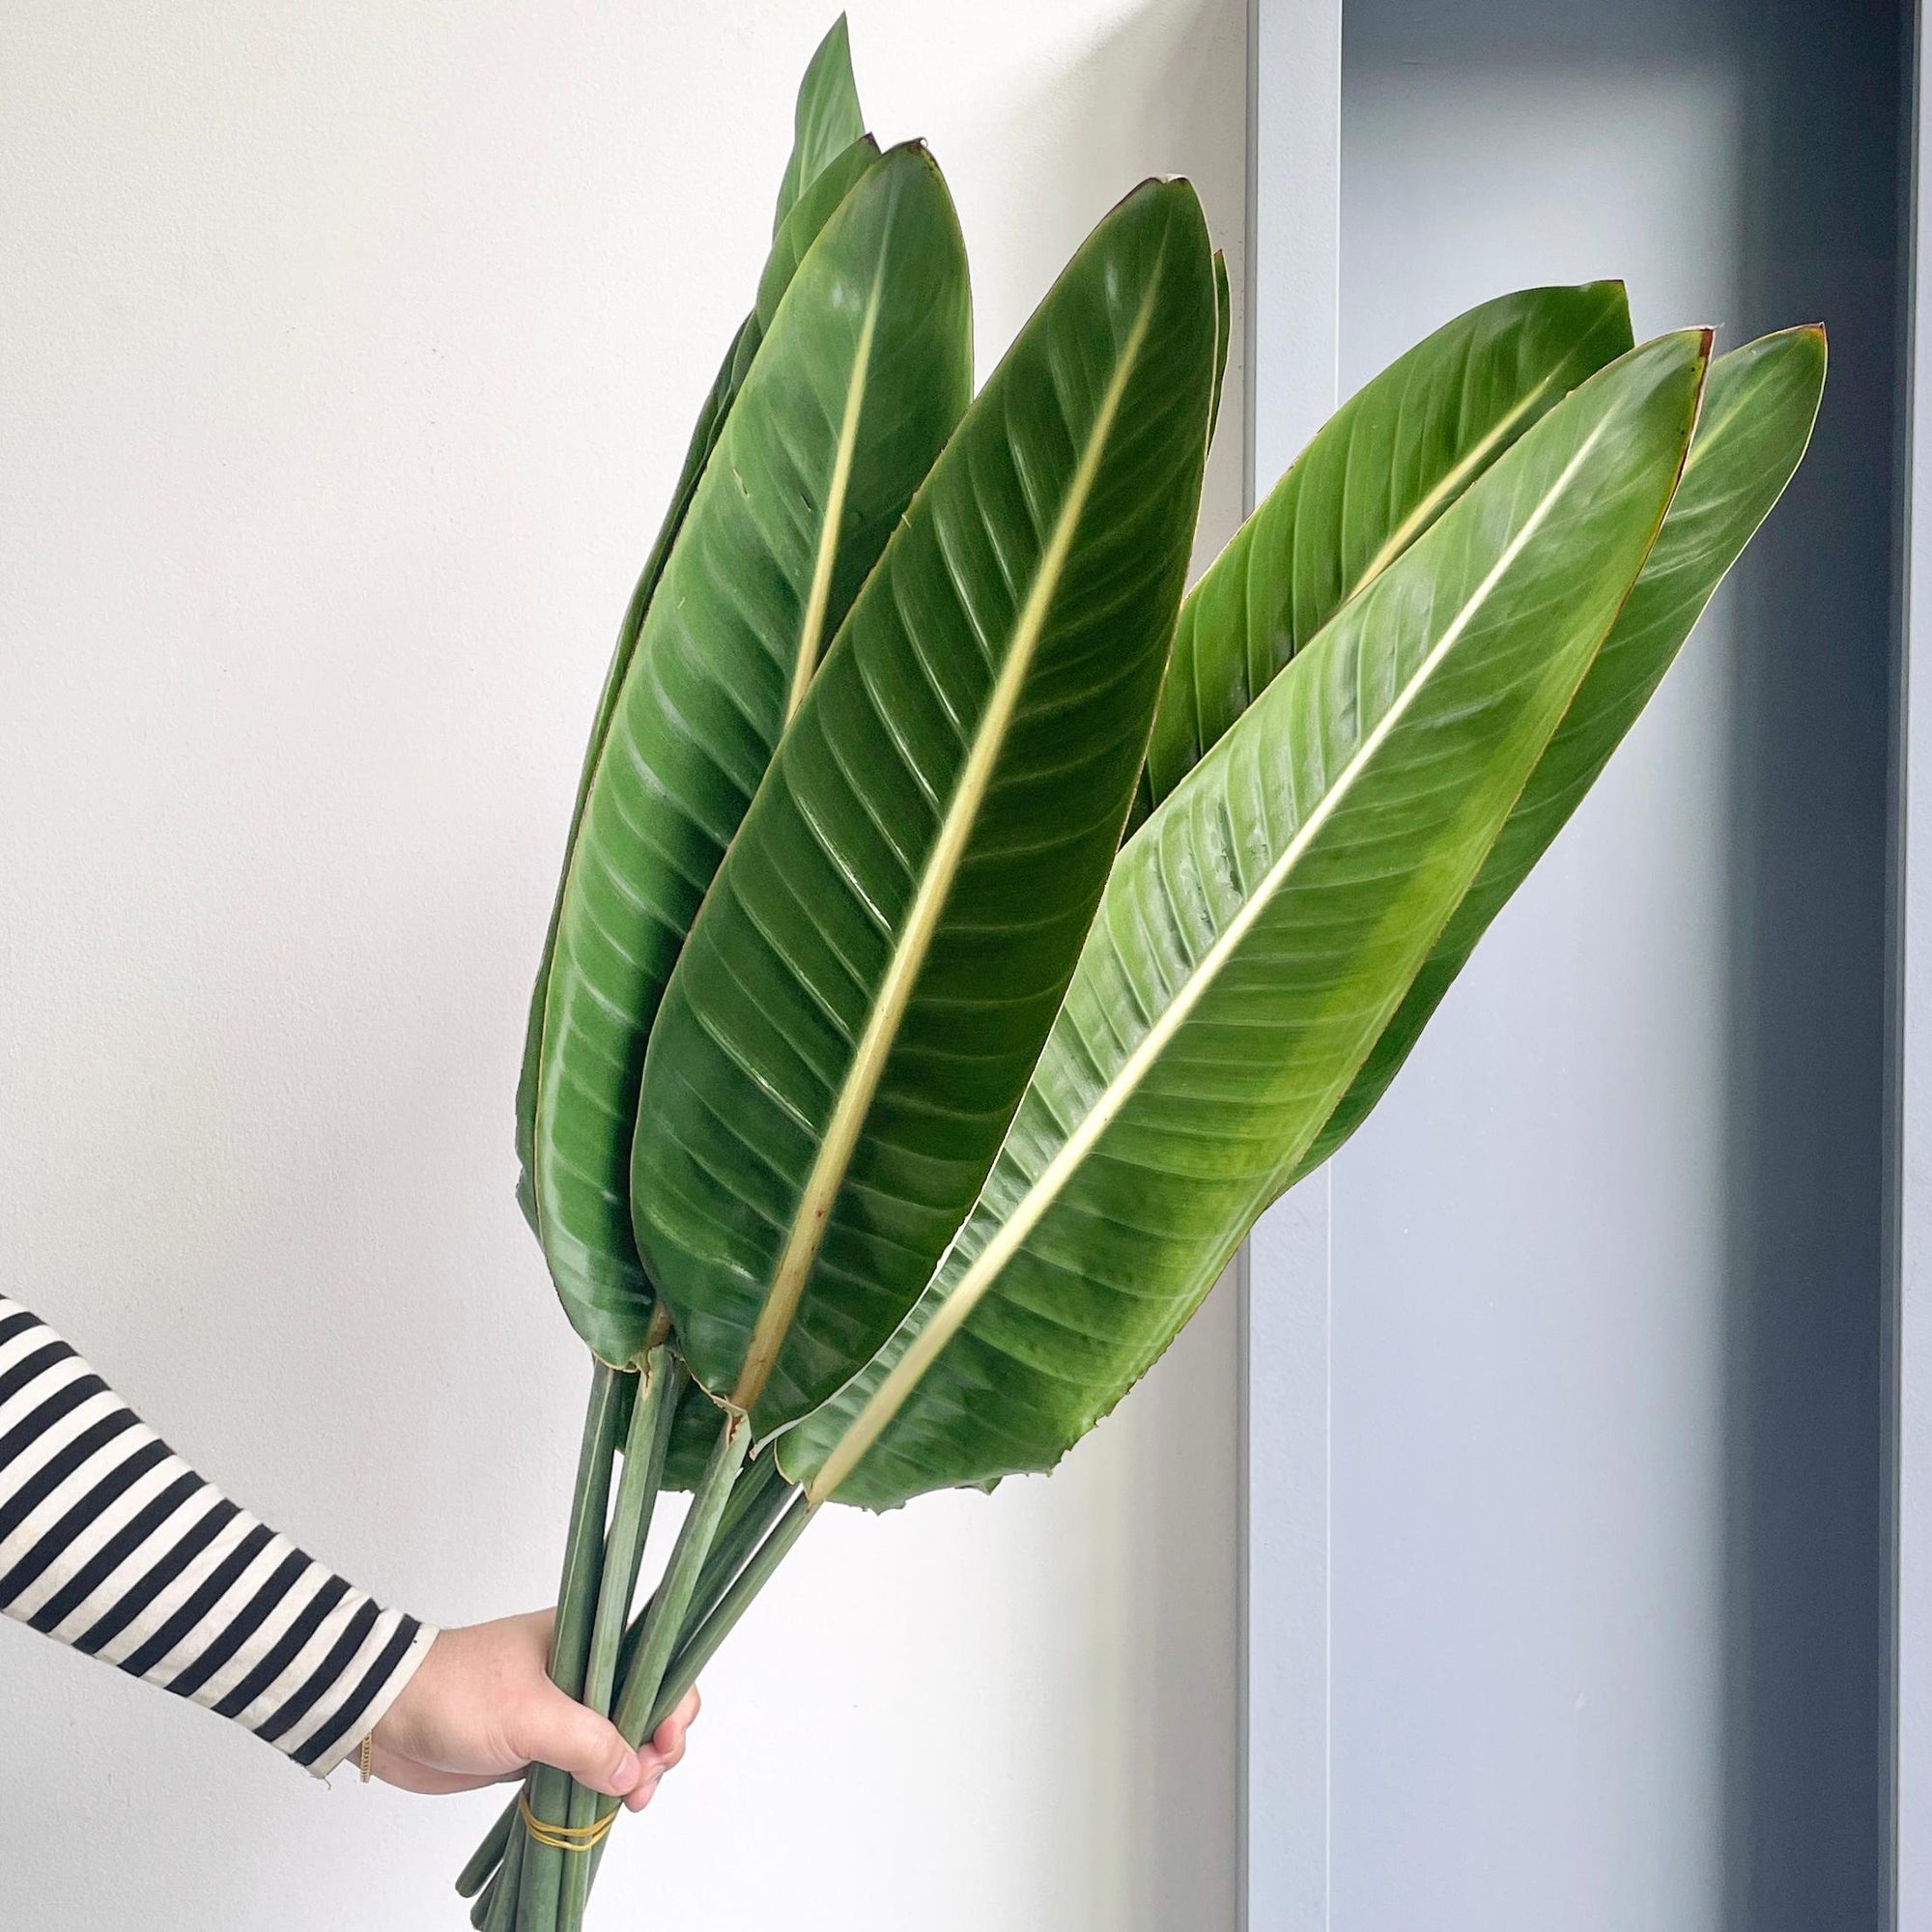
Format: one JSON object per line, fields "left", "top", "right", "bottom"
{"left": 356, "top": 1733, "right": 374, "bottom": 1783}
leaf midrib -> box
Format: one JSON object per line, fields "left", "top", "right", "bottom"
{"left": 787, "top": 268, "right": 886, "bottom": 725}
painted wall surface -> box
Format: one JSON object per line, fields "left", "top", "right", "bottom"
{"left": 0, "top": 4, "right": 1244, "bottom": 1926}
{"left": 1330, "top": 2, "right": 1899, "bottom": 1928}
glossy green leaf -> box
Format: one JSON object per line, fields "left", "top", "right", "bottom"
{"left": 1208, "top": 247, "right": 1231, "bottom": 452}
{"left": 532, "top": 145, "right": 973, "bottom": 1364}
{"left": 1128, "top": 282, "right": 1634, "bottom": 833}
{"left": 774, "top": 15, "right": 866, "bottom": 236}
{"left": 513, "top": 127, "right": 884, "bottom": 1232}
{"left": 781, "top": 330, "right": 1710, "bottom": 1509}
{"left": 1293, "top": 324, "right": 1827, "bottom": 1177}
{"left": 514, "top": 319, "right": 750, "bottom": 1234}
{"left": 634, "top": 180, "right": 1219, "bottom": 1435}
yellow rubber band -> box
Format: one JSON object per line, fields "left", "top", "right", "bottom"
{"left": 517, "top": 1790, "right": 616, "bottom": 1853}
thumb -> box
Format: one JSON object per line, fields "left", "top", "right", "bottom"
{"left": 511, "top": 1684, "right": 643, "bottom": 1800}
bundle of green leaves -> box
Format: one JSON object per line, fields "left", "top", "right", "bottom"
{"left": 458, "top": 17, "right": 1825, "bottom": 1928}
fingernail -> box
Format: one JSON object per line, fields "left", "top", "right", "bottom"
{"left": 612, "top": 1748, "right": 642, "bottom": 1792}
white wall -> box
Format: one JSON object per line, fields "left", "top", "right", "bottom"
{"left": 0, "top": 4, "right": 1244, "bottom": 1926}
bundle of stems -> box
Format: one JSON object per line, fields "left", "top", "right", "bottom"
{"left": 457, "top": 1350, "right": 809, "bottom": 1930}
{"left": 457, "top": 15, "right": 1824, "bottom": 1927}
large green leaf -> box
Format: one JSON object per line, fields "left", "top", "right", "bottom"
{"left": 1208, "top": 247, "right": 1231, "bottom": 452}
{"left": 1293, "top": 325, "right": 1827, "bottom": 1177}
{"left": 513, "top": 113, "right": 884, "bottom": 1231}
{"left": 774, "top": 15, "right": 866, "bottom": 236}
{"left": 1128, "top": 282, "right": 1634, "bottom": 833}
{"left": 781, "top": 330, "right": 1710, "bottom": 1509}
{"left": 515, "top": 318, "right": 748, "bottom": 1235}
{"left": 633, "top": 180, "right": 1219, "bottom": 1435}
{"left": 532, "top": 145, "right": 973, "bottom": 1365}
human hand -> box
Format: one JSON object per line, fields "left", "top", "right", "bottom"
{"left": 366, "top": 1610, "right": 699, "bottom": 1811}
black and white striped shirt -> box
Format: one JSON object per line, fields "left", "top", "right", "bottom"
{"left": 0, "top": 1296, "right": 433, "bottom": 1776}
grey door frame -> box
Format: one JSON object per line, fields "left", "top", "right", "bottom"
{"left": 1892, "top": 6, "right": 1929, "bottom": 1924}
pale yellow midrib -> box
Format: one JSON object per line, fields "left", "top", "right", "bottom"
{"left": 730, "top": 289, "right": 1160, "bottom": 1416}
{"left": 806, "top": 417, "right": 1612, "bottom": 1501}
{"left": 1347, "top": 377, "right": 1553, "bottom": 604}
{"left": 786, "top": 278, "right": 884, "bottom": 726}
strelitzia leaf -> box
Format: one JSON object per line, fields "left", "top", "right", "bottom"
{"left": 533, "top": 145, "right": 973, "bottom": 1364}
{"left": 514, "top": 94, "right": 883, "bottom": 1235}
{"left": 634, "top": 180, "right": 1219, "bottom": 1435}
{"left": 1208, "top": 247, "right": 1231, "bottom": 451}
{"left": 514, "top": 315, "right": 748, "bottom": 1236}
{"left": 781, "top": 330, "right": 1710, "bottom": 1509}
{"left": 1129, "top": 282, "right": 1634, "bottom": 833}
{"left": 1293, "top": 324, "right": 1827, "bottom": 1176}
{"left": 774, "top": 14, "right": 866, "bottom": 236}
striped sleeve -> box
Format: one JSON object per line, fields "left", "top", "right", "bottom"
{"left": 0, "top": 1296, "right": 436, "bottom": 1777}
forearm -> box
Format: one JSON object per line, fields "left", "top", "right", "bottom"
{"left": 0, "top": 1294, "right": 434, "bottom": 1776}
